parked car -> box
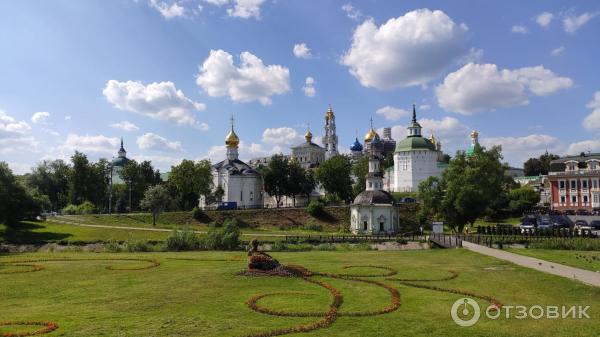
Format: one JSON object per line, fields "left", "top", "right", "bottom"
{"left": 400, "top": 197, "right": 417, "bottom": 203}
{"left": 519, "top": 222, "right": 535, "bottom": 233}
{"left": 537, "top": 220, "right": 555, "bottom": 230}
{"left": 589, "top": 220, "right": 600, "bottom": 236}
{"left": 565, "top": 210, "right": 576, "bottom": 215}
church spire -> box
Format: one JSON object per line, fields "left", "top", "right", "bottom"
{"left": 118, "top": 137, "right": 126, "bottom": 158}
{"left": 225, "top": 115, "right": 240, "bottom": 160}
{"left": 407, "top": 105, "right": 422, "bottom": 137}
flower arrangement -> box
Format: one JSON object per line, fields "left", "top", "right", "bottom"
{"left": 0, "top": 321, "right": 58, "bottom": 336}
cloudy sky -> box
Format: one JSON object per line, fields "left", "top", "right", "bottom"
{"left": 1, "top": 0, "right": 599, "bottom": 174}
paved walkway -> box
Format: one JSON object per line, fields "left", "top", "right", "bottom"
{"left": 462, "top": 241, "right": 600, "bottom": 287}
{"left": 47, "top": 218, "right": 290, "bottom": 237}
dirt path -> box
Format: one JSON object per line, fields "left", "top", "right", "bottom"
{"left": 462, "top": 241, "right": 600, "bottom": 287}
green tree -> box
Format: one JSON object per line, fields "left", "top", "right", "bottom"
{"left": 168, "top": 159, "right": 213, "bottom": 210}
{"left": 508, "top": 187, "right": 541, "bottom": 215}
{"left": 417, "top": 176, "right": 444, "bottom": 222}
{"left": 523, "top": 152, "right": 559, "bottom": 176}
{"left": 263, "top": 154, "right": 289, "bottom": 207}
{"left": 431, "top": 146, "right": 506, "bottom": 232}
{"left": 26, "top": 159, "right": 71, "bottom": 211}
{"left": 0, "top": 162, "right": 42, "bottom": 225}
{"left": 286, "top": 160, "right": 312, "bottom": 207}
{"left": 140, "top": 184, "right": 170, "bottom": 226}
{"left": 351, "top": 155, "right": 369, "bottom": 197}
{"left": 299, "top": 170, "right": 316, "bottom": 202}
{"left": 315, "top": 155, "right": 353, "bottom": 203}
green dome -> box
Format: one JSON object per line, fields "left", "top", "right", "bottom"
{"left": 395, "top": 136, "right": 436, "bottom": 152}
{"left": 112, "top": 156, "right": 129, "bottom": 167}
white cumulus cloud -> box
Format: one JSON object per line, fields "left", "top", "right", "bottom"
{"left": 136, "top": 132, "right": 182, "bottom": 152}
{"left": 376, "top": 106, "right": 409, "bottom": 121}
{"left": 0, "top": 110, "right": 37, "bottom": 154}
{"left": 227, "top": 0, "right": 265, "bottom": 19}
{"left": 196, "top": 49, "right": 290, "bottom": 105}
{"left": 341, "top": 9, "right": 469, "bottom": 90}
{"left": 262, "top": 127, "right": 304, "bottom": 145}
{"left": 563, "top": 10, "right": 599, "bottom": 33}
{"left": 31, "top": 111, "right": 50, "bottom": 124}
{"left": 103, "top": 80, "right": 206, "bottom": 126}
{"left": 149, "top": 0, "right": 185, "bottom": 19}
{"left": 293, "top": 43, "right": 312, "bottom": 59}
{"left": 481, "top": 134, "right": 561, "bottom": 165}
{"left": 566, "top": 140, "right": 600, "bottom": 155}
{"left": 583, "top": 91, "right": 600, "bottom": 131}
{"left": 60, "top": 134, "right": 120, "bottom": 154}
{"left": 435, "top": 63, "right": 573, "bottom": 115}
{"left": 110, "top": 121, "right": 139, "bottom": 132}
{"left": 302, "top": 77, "right": 316, "bottom": 97}
{"left": 536, "top": 12, "right": 554, "bottom": 27}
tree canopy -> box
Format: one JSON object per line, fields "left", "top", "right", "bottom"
{"left": 315, "top": 155, "right": 353, "bottom": 203}
{"left": 418, "top": 145, "right": 507, "bottom": 232}
{"left": 168, "top": 159, "right": 213, "bottom": 210}
{"left": 140, "top": 184, "right": 170, "bottom": 226}
{"left": 523, "top": 152, "right": 559, "bottom": 176}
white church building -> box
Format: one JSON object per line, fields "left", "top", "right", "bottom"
{"left": 391, "top": 106, "right": 444, "bottom": 192}
{"left": 350, "top": 133, "right": 400, "bottom": 234}
{"left": 200, "top": 119, "right": 263, "bottom": 209}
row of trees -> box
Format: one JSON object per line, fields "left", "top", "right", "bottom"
{"left": 262, "top": 155, "right": 316, "bottom": 207}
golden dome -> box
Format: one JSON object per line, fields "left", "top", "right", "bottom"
{"left": 429, "top": 133, "right": 436, "bottom": 144}
{"left": 305, "top": 130, "right": 313, "bottom": 143}
{"left": 364, "top": 128, "right": 378, "bottom": 143}
{"left": 225, "top": 127, "right": 239, "bottom": 148}
{"left": 470, "top": 130, "right": 479, "bottom": 139}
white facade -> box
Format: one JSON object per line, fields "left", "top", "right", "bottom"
{"left": 201, "top": 121, "right": 263, "bottom": 209}
{"left": 391, "top": 106, "right": 443, "bottom": 193}
{"left": 350, "top": 205, "right": 399, "bottom": 234}
{"left": 393, "top": 150, "right": 442, "bottom": 192}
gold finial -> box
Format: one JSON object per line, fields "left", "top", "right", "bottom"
{"left": 470, "top": 130, "right": 479, "bottom": 139}
{"left": 364, "top": 117, "right": 378, "bottom": 142}
{"left": 225, "top": 115, "right": 240, "bottom": 148}
{"left": 304, "top": 123, "right": 313, "bottom": 143}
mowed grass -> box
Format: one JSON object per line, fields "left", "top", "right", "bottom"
{"left": 506, "top": 248, "right": 600, "bottom": 272}
{"left": 0, "top": 221, "right": 171, "bottom": 244}
{"left": 1, "top": 249, "right": 599, "bottom": 337}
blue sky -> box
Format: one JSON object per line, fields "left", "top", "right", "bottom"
{"left": 1, "top": 0, "right": 599, "bottom": 173}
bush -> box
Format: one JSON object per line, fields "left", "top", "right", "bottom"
{"left": 126, "top": 240, "right": 155, "bottom": 252}
{"left": 61, "top": 204, "right": 79, "bottom": 215}
{"left": 303, "top": 221, "right": 323, "bottom": 232}
{"left": 202, "top": 221, "right": 241, "bottom": 250}
{"left": 77, "top": 201, "right": 96, "bottom": 214}
{"left": 191, "top": 207, "right": 204, "bottom": 221}
{"left": 61, "top": 201, "right": 95, "bottom": 215}
{"left": 307, "top": 199, "right": 324, "bottom": 216}
{"left": 166, "top": 227, "right": 201, "bottom": 251}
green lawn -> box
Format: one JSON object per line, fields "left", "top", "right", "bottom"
{"left": 0, "top": 249, "right": 598, "bottom": 336}
{"left": 0, "top": 221, "right": 171, "bottom": 244}
{"left": 506, "top": 248, "right": 600, "bottom": 272}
